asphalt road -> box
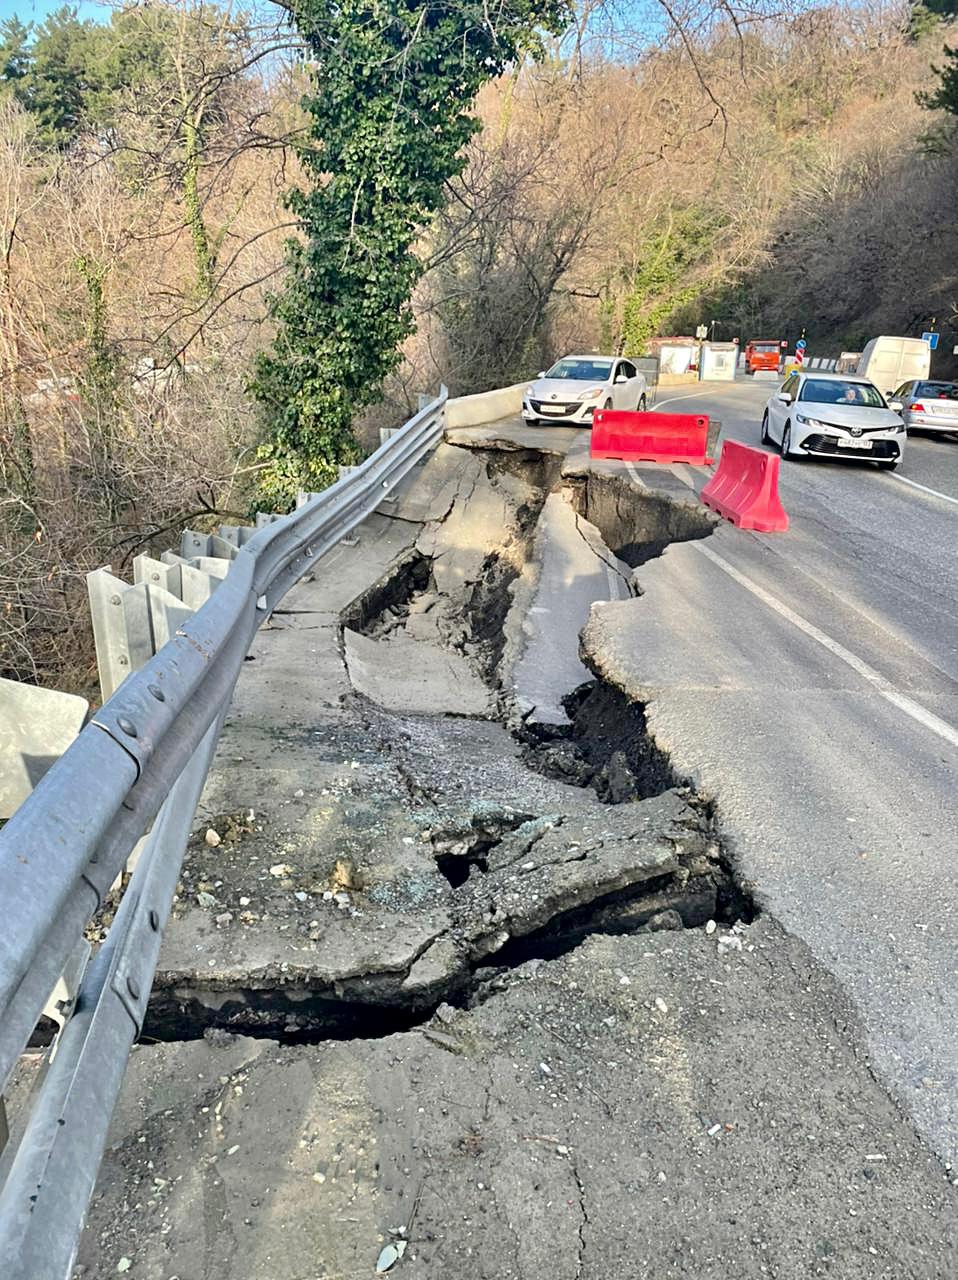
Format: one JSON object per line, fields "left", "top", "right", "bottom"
{"left": 651, "top": 378, "right": 958, "bottom": 679}
{"left": 582, "top": 376, "right": 958, "bottom": 1166}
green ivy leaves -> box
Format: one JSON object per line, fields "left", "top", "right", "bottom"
{"left": 252, "top": 0, "right": 570, "bottom": 505}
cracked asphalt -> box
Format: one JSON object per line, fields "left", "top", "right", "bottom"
{"left": 67, "top": 414, "right": 958, "bottom": 1278}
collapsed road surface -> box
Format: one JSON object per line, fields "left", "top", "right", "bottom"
{"left": 56, "top": 429, "right": 956, "bottom": 1277}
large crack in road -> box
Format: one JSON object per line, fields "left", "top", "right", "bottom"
{"left": 63, "top": 435, "right": 958, "bottom": 1279}
{"left": 144, "top": 445, "right": 752, "bottom": 1043}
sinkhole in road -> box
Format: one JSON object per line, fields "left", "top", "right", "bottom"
{"left": 517, "top": 680, "right": 675, "bottom": 805}
{"left": 143, "top": 443, "right": 754, "bottom": 1047}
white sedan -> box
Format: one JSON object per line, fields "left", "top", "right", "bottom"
{"left": 522, "top": 355, "right": 647, "bottom": 426}
{"left": 761, "top": 371, "right": 905, "bottom": 470}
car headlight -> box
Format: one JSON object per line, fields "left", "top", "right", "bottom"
{"left": 581, "top": 387, "right": 605, "bottom": 400}
{"left": 795, "top": 414, "right": 828, "bottom": 429}
{"left": 526, "top": 386, "right": 535, "bottom": 395}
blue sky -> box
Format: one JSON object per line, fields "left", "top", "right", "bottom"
{"left": 1, "top": 0, "right": 106, "bottom": 23}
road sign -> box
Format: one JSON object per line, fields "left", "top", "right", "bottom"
{"left": 922, "top": 332, "right": 939, "bottom": 350}
{"left": 695, "top": 325, "right": 708, "bottom": 340}
{"left": 796, "top": 339, "right": 807, "bottom": 351}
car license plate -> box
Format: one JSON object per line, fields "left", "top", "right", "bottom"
{"left": 837, "top": 436, "right": 871, "bottom": 449}
{"left": 540, "top": 405, "right": 564, "bottom": 414}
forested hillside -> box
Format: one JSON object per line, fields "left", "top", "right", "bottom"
{"left": 1, "top": 0, "right": 955, "bottom": 687}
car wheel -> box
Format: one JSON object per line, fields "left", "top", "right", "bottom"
{"left": 760, "top": 411, "right": 771, "bottom": 445}
{"left": 876, "top": 459, "right": 899, "bottom": 471}
{"left": 780, "top": 422, "right": 792, "bottom": 459}
{"left": 638, "top": 394, "right": 647, "bottom": 412}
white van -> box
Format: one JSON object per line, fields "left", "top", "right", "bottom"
{"left": 857, "top": 336, "right": 930, "bottom": 393}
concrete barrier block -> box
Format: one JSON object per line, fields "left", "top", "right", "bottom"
{"left": 445, "top": 382, "right": 525, "bottom": 428}
{"left": 0, "top": 678, "right": 88, "bottom": 818}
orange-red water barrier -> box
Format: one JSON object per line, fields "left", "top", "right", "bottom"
{"left": 590, "top": 410, "right": 711, "bottom": 465}
{"left": 700, "top": 440, "right": 789, "bottom": 532}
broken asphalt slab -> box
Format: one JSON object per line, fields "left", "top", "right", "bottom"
{"left": 76, "top": 923, "right": 957, "bottom": 1279}
{"left": 504, "top": 491, "right": 631, "bottom": 727}
{"left": 152, "top": 440, "right": 721, "bottom": 1034}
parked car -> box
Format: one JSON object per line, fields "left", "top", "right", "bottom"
{"left": 761, "top": 371, "right": 905, "bottom": 470}
{"left": 744, "top": 339, "right": 783, "bottom": 375}
{"left": 889, "top": 379, "right": 958, "bottom": 438}
{"left": 856, "top": 336, "right": 930, "bottom": 392}
{"left": 522, "top": 355, "right": 647, "bottom": 426}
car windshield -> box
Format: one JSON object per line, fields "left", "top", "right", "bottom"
{"left": 752, "top": 343, "right": 779, "bottom": 353}
{"left": 545, "top": 359, "right": 612, "bottom": 381}
{"left": 915, "top": 381, "right": 958, "bottom": 399}
{"left": 799, "top": 378, "right": 885, "bottom": 408}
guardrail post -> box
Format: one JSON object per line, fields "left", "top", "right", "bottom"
{"left": 133, "top": 552, "right": 184, "bottom": 598}
{"left": 180, "top": 530, "right": 239, "bottom": 560}
{"left": 0, "top": 679, "right": 88, "bottom": 820}
{"left": 218, "top": 523, "right": 258, "bottom": 548}
{"left": 86, "top": 570, "right": 156, "bottom": 702}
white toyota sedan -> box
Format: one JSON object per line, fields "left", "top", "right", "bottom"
{"left": 762, "top": 371, "right": 905, "bottom": 470}
{"left": 522, "top": 355, "right": 647, "bottom": 426}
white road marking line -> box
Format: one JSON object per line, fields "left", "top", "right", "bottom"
{"left": 605, "top": 565, "right": 623, "bottom": 600}
{"left": 626, "top": 459, "right": 702, "bottom": 494}
{"left": 887, "top": 472, "right": 958, "bottom": 508}
{"left": 651, "top": 389, "right": 716, "bottom": 411}
{"left": 669, "top": 463, "right": 698, "bottom": 490}
{"left": 692, "top": 540, "right": 958, "bottom": 750}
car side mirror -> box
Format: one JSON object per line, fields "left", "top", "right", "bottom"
{"left": 776, "top": 392, "right": 792, "bottom": 404}
{"left": 888, "top": 400, "right": 903, "bottom": 412}
{"left": 538, "top": 371, "right": 546, "bottom": 378}
{"left": 614, "top": 375, "right": 628, "bottom": 384}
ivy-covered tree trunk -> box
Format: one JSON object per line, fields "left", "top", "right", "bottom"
{"left": 252, "top": 0, "right": 570, "bottom": 505}
{"left": 75, "top": 253, "right": 117, "bottom": 410}
{"left": 182, "top": 114, "right": 215, "bottom": 297}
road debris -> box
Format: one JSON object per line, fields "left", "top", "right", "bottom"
{"left": 376, "top": 1239, "right": 407, "bottom": 1272}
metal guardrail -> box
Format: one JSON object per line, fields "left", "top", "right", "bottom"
{"left": 0, "top": 387, "right": 448, "bottom": 1280}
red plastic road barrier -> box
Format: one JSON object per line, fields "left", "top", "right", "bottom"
{"left": 700, "top": 440, "right": 789, "bottom": 532}
{"left": 591, "top": 409, "right": 711, "bottom": 464}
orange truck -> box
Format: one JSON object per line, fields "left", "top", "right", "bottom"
{"left": 744, "top": 339, "right": 784, "bottom": 375}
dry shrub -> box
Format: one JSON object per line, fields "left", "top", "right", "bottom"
{"left": 0, "top": 61, "right": 301, "bottom": 689}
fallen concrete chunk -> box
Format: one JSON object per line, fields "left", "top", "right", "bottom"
{"left": 344, "top": 627, "right": 492, "bottom": 717}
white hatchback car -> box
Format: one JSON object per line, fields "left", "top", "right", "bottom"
{"left": 762, "top": 371, "right": 905, "bottom": 470}
{"left": 522, "top": 355, "right": 647, "bottom": 426}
